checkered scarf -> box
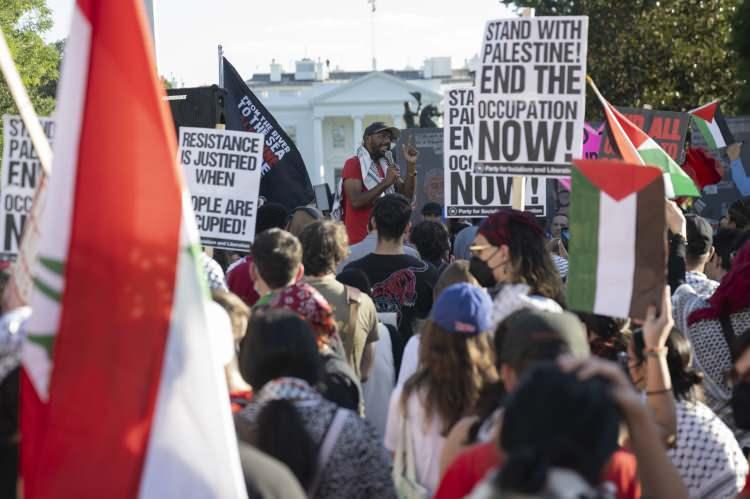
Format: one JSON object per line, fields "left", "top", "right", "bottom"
{"left": 330, "top": 145, "right": 395, "bottom": 221}
{"left": 240, "top": 377, "right": 322, "bottom": 424}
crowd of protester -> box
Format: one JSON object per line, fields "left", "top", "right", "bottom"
{"left": 2, "top": 189, "right": 750, "bottom": 498}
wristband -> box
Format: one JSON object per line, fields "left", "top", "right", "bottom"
{"left": 643, "top": 346, "right": 668, "bottom": 358}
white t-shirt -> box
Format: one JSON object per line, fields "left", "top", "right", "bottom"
{"left": 397, "top": 334, "right": 421, "bottom": 386}
{"left": 384, "top": 383, "right": 446, "bottom": 494}
{"left": 362, "top": 322, "right": 395, "bottom": 439}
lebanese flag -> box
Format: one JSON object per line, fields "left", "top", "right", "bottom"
{"left": 566, "top": 160, "right": 666, "bottom": 321}
{"left": 19, "top": 1, "right": 245, "bottom": 498}
{"left": 689, "top": 100, "right": 735, "bottom": 150}
{"left": 587, "top": 78, "right": 700, "bottom": 199}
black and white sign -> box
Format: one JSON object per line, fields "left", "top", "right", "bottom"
{"left": 0, "top": 115, "right": 55, "bottom": 260}
{"left": 180, "top": 127, "right": 263, "bottom": 251}
{"left": 473, "top": 17, "right": 588, "bottom": 177}
{"left": 445, "top": 86, "right": 546, "bottom": 217}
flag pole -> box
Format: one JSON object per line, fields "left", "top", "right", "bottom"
{"left": 511, "top": 7, "right": 534, "bottom": 211}
{"left": 0, "top": 26, "right": 53, "bottom": 309}
{"left": 218, "top": 44, "right": 224, "bottom": 88}
{"left": 0, "top": 27, "right": 52, "bottom": 174}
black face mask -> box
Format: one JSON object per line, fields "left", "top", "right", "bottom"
{"left": 731, "top": 381, "right": 750, "bottom": 430}
{"left": 470, "top": 256, "right": 497, "bottom": 288}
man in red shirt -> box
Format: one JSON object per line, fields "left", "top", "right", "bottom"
{"left": 340, "top": 122, "right": 417, "bottom": 244}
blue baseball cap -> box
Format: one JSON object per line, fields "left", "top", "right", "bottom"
{"left": 431, "top": 283, "right": 493, "bottom": 334}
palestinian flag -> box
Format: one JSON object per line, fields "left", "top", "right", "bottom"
{"left": 567, "top": 159, "right": 666, "bottom": 320}
{"left": 19, "top": 1, "right": 245, "bottom": 497}
{"left": 689, "top": 100, "right": 735, "bottom": 150}
{"left": 587, "top": 77, "right": 700, "bottom": 198}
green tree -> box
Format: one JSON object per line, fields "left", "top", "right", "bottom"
{"left": 734, "top": 0, "right": 750, "bottom": 113}
{"left": 503, "top": 0, "right": 746, "bottom": 117}
{"left": 0, "top": 0, "right": 61, "bottom": 130}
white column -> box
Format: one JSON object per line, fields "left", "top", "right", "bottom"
{"left": 313, "top": 117, "right": 325, "bottom": 185}
{"left": 353, "top": 115, "right": 363, "bottom": 149}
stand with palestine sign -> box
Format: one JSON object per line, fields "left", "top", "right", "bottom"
{"left": 0, "top": 115, "right": 55, "bottom": 260}
{"left": 472, "top": 15, "right": 588, "bottom": 209}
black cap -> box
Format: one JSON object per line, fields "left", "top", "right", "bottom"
{"left": 363, "top": 121, "right": 400, "bottom": 141}
{"left": 685, "top": 214, "right": 713, "bottom": 257}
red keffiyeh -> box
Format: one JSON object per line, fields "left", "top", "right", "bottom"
{"left": 270, "top": 282, "right": 338, "bottom": 347}
{"left": 688, "top": 241, "right": 750, "bottom": 325}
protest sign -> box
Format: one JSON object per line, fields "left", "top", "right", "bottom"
{"left": 583, "top": 122, "right": 603, "bottom": 159}
{"left": 599, "top": 107, "right": 690, "bottom": 164}
{"left": 0, "top": 115, "right": 55, "bottom": 260}
{"left": 444, "top": 86, "right": 546, "bottom": 217}
{"left": 394, "top": 128, "right": 444, "bottom": 223}
{"left": 473, "top": 16, "right": 588, "bottom": 177}
{"left": 180, "top": 127, "right": 263, "bottom": 251}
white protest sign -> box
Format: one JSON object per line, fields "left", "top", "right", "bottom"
{"left": 472, "top": 16, "right": 588, "bottom": 177}
{"left": 179, "top": 127, "right": 263, "bottom": 251}
{"left": 0, "top": 115, "right": 55, "bottom": 259}
{"left": 444, "top": 86, "right": 546, "bottom": 218}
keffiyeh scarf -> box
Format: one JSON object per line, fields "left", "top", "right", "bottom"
{"left": 331, "top": 145, "right": 395, "bottom": 221}
{"left": 240, "top": 377, "right": 322, "bottom": 424}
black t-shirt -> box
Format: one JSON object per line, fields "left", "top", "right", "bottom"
{"left": 343, "top": 253, "right": 438, "bottom": 341}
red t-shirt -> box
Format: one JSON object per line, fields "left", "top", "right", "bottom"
{"left": 226, "top": 255, "right": 260, "bottom": 307}
{"left": 434, "top": 441, "right": 641, "bottom": 499}
{"left": 342, "top": 157, "right": 384, "bottom": 245}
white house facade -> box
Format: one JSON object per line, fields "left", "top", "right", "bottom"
{"left": 246, "top": 58, "right": 474, "bottom": 188}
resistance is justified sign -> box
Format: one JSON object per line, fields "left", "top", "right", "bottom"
{"left": 180, "top": 127, "right": 263, "bottom": 251}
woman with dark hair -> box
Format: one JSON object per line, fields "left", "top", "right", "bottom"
{"left": 473, "top": 363, "right": 621, "bottom": 498}
{"left": 578, "top": 312, "right": 631, "bottom": 362}
{"left": 469, "top": 359, "right": 689, "bottom": 499}
{"left": 237, "top": 309, "right": 396, "bottom": 499}
{"left": 267, "top": 281, "right": 363, "bottom": 413}
{"left": 384, "top": 283, "right": 497, "bottom": 494}
{"left": 629, "top": 328, "right": 748, "bottom": 498}
{"left": 469, "top": 209, "right": 565, "bottom": 304}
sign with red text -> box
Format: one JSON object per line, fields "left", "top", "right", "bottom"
{"left": 599, "top": 107, "right": 690, "bottom": 164}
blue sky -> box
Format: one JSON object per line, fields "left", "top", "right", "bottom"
{"left": 44, "top": 0, "right": 515, "bottom": 86}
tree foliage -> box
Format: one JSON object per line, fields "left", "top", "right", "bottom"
{"left": 504, "top": 0, "right": 746, "bottom": 117}
{"left": 734, "top": 0, "right": 750, "bottom": 113}
{"left": 0, "top": 0, "right": 61, "bottom": 120}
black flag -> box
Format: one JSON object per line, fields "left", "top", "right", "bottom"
{"left": 223, "top": 57, "right": 314, "bottom": 210}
